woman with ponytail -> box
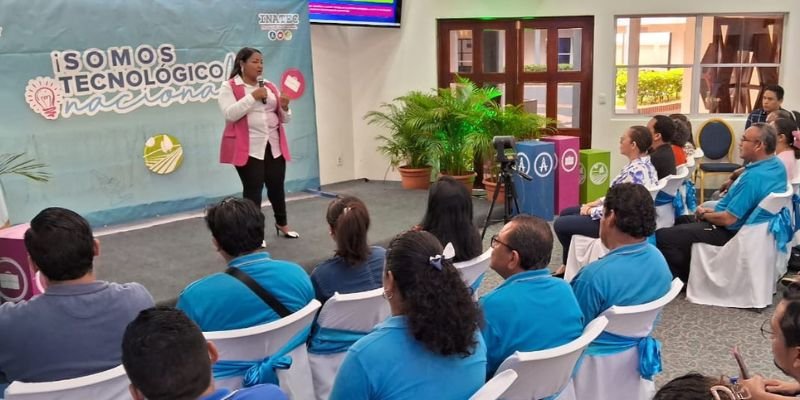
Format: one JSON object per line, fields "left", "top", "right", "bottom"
{"left": 770, "top": 117, "right": 800, "bottom": 181}
{"left": 310, "top": 196, "right": 385, "bottom": 303}
{"left": 329, "top": 230, "right": 486, "bottom": 400}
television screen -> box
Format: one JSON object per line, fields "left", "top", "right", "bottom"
{"left": 309, "top": 0, "right": 402, "bottom": 27}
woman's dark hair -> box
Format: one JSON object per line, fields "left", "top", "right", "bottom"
{"left": 228, "top": 47, "right": 261, "bottom": 79}
{"left": 385, "top": 230, "right": 482, "bottom": 357}
{"left": 326, "top": 196, "right": 371, "bottom": 266}
{"left": 653, "top": 373, "right": 724, "bottom": 400}
{"left": 773, "top": 118, "right": 800, "bottom": 159}
{"left": 205, "top": 197, "right": 265, "bottom": 257}
{"left": 604, "top": 183, "right": 656, "bottom": 238}
{"left": 627, "top": 125, "right": 653, "bottom": 154}
{"left": 669, "top": 113, "right": 695, "bottom": 146}
{"left": 420, "top": 176, "right": 482, "bottom": 262}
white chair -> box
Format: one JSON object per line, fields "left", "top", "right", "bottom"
{"left": 573, "top": 279, "right": 684, "bottom": 400}
{"left": 4, "top": 365, "right": 129, "bottom": 400}
{"left": 455, "top": 248, "right": 492, "bottom": 297}
{"left": 792, "top": 159, "right": 800, "bottom": 195}
{"left": 655, "top": 167, "right": 690, "bottom": 229}
{"left": 687, "top": 188, "right": 794, "bottom": 309}
{"left": 205, "top": 299, "right": 321, "bottom": 400}
{"left": 564, "top": 235, "right": 608, "bottom": 283}
{"left": 308, "top": 288, "right": 390, "bottom": 400}
{"left": 647, "top": 179, "right": 667, "bottom": 201}
{"left": 494, "top": 315, "right": 609, "bottom": 400}
{"left": 469, "top": 369, "right": 518, "bottom": 400}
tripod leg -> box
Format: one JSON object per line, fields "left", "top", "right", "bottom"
{"left": 481, "top": 176, "right": 504, "bottom": 240}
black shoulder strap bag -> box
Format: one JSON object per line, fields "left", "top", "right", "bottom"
{"left": 225, "top": 267, "right": 292, "bottom": 318}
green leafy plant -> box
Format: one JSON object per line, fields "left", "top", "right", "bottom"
{"left": 524, "top": 64, "right": 575, "bottom": 72}
{"left": 0, "top": 153, "right": 51, "bottom": 182}
{"left": 616, "top": 68, "right": 684, "bottom": 106}
{"left": 366, "top": 91, "right": 438, "bottom": 169}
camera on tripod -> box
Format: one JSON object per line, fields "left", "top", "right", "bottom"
{"left": 493, "top": 135, "right": 517, "bottom": 166}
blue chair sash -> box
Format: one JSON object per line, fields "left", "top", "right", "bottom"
{"left": 307, "top": 325, "right": 369, "bottom": 355}
{"left": 654, "top": 191, "right": 674, "bottom": 207}
{"left": 745, "top": 206, "right": 794, "bottom": 253}
{"left": 213, "top": 325, "right": 311, "bottom": 387}
{"left": 585, "top": 332, "right": 662, "bottom": 381}
{"left": 793, "top": 194, "right": 800, "bottom": 231}
{"left": 469, "top": 273, "right": 485, "bottom": 295}
{"left": 683, "top": 180, "right": 698, "bottom": 213}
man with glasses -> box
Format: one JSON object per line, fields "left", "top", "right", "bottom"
{"left": 479, "top": 214, "right": 584, "bottom": 378}
{"left": 742, "top": 283, "right": 800, "bottom": 398}
{"left": 656, "top": 123, "right": 786, "bottom": 282}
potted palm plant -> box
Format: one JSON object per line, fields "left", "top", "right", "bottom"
{"left": 0, "top": 153, "right": 51, "bottom": 227}
{"left": 366, "top": 92, "right": 437, "bottom": 190}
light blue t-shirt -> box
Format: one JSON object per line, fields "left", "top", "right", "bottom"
{"left": 715, "top": 156, "right": 787, "bottom": 231}
{"left": 480, "top": 268, "right": 584, "bottom": 377}
{"left": 330, "top": 316, "right": 487, "bottom": 400}
{"left": 310, "top": 246, "right": 386, "bottom": 303}
{"left": 177, "top": 252, "right": 314, "bottom": 331}
{"left": 200, "top": 384, "right": 287, "bottom": 400}
{"left": 571, "top": 241, "right": 672, "bottom": 323}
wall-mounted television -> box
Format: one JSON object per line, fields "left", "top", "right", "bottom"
{"left": 309, "top": 0, "right": 402, "bottom": 27}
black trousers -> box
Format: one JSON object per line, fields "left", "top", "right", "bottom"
{"left": 553, "top": 206, "right": 601, "bottom": 265}
{"left": 235, "top": 143, "right": 288, "bottom": 226}
{"left": 655, "top": 219, "right": 736, "bottom": 282}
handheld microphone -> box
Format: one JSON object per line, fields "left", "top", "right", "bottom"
{"left": 257, "top": 77, "right": 266, "bottom": 104}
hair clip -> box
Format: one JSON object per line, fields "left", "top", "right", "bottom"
{"left": 428, "top": 243, "right": 456, "bottom": 271}
{"left": 343, "top": 206, "right": 351, "bottom": 215}
{"left": 792, "top": 130, "right": 800, "bottom": 149}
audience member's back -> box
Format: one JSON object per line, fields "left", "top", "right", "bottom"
{"left": 419, "top": 176, "right": 482, "bottom": 262}
{"left": 176, "top": 198, "right": 313, "bottom": 331}
{"left": 311, "top": 196, "right": 385, "bottom": 303}
{"left": 0, "top": 207, "right": 154, "bottom": 383}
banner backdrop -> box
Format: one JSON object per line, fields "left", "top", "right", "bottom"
{"left": 0, "top": 0, "right": 319, "bottom": 226}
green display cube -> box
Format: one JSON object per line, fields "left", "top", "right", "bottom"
{"left": 579, "top": 149, "right": 611, "bottom": 203}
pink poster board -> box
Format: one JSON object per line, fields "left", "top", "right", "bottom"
{"left": 541, "top": 135, "right": 580, "bottom": 213}
{"left": 0, "top": 223, "right": 44, "bottom": 302}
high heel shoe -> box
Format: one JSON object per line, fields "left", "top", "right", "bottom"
{"left": 275, "top": 224, "right": 300, "bottom": 239}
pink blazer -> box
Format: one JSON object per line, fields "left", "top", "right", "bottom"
{"left": 219, "top": 79, "right": 292, "bottom": 166}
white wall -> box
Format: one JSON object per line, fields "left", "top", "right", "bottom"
{"left": 310, "top": 0, "right": 800, "bottom": 184}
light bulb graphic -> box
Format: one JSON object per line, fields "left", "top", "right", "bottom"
{"left": 24, "top": 77, "right": 63, "bottom": 120}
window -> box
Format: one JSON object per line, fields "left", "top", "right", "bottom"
{"left": 615, "top": 15, "right": 784, "bottom": 115}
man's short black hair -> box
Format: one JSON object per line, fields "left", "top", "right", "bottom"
{"left": 23, "top": 207, "right": 94, "bottom": 281}
{"left": 507, "top": 214, "right": 553, "bottom": 270}
{"left": 653, "top": 373, "right": 721, "bottom": 400}
{"left": 765, "top": 84, "right": 785, "bottom": 101}
{"left": 205, "top": 197, "right": 265, "bottom": 257}
{"left": 604, "top": 183, "right": 656, "bottom": 238}
{"left": 780, "top": 283, "right": 800, "bottom": 347}
{"left": 652, "top": 115, "right": 676, "bottom": 144}
{"left": 122, "top": 307, "right": 211, "bottom": 400}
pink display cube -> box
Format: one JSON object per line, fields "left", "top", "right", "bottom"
{"left": 0, "top": 223, "right": 44, "bottom": 302}
{"left": 541, "top": 135, "right": 581, "bottom": 214}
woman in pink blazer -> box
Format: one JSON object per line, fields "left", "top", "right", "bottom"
{"left": 218, "top": 47, "right": 299, "bottom": 238}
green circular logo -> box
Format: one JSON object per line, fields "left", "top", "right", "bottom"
{"left": 143, "top": 134, "right": 183, "bottom": 174}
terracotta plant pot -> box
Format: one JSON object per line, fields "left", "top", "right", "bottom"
{"left": 442, "top": 172, "right": 478, "bottom": 193}
{"left": 398, "top": 166, "right": 432, "bottom": 190}
{"left": 483, "top": 178, "right": 506, "bottom": 203}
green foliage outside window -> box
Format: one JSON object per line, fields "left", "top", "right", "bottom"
{"left": 616, "top": 68, "right": 684, "bottom": 105}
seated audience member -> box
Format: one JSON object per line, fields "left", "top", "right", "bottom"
{"left": 772, "top": 118, "right": 800, "bottom": 182}
{"left": 176, "top": 198, "right": 313, "bottom": 331}
{"left": 123, "top": 307, "right": 287, "bottom": 400}
{"left": 746, "top": 84, "right": 786, "bottom": 129}
{"left": 481, "top": 215, "right": 584, "bottom": 377}
{"left": 656, "top": 123, "right": 787, "bottom": 282}
{"left": 767, "top": 109, "right": 795, "bottom": 124}
{"left": 419, "top": 176, "right": 482, "bottom": 262}
{"left": 742, "top": 283, "right": 800, "bottom": 399}
{"left": 0, "top": 207, "right": 154, "bottom": 383}
{"left": 571, "top": 183, "right": 672, "bottom": 322}
{"left": 330, "top": 231, "right": 486, "bottom": 399}
{"left": 648, "top": 114, "right": 680, "bottom": 176}
{"left": 554, "top": 125, "right": 658, "bottom": 268}
{"left": 670, "top": 113, "right": 696, "bottom": 156}
{"left": 654, "top": 373, "right": 737, "bottom": 400}
{"left": 311, "top": 196, "right": 385, "bottom": 303}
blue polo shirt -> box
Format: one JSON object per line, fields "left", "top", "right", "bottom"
{"left": 176, "top": 252, "right": 314, "bottom": 331}
{"left": 200, "top": 384, "right": 287, "bottom": 400}
{"left": 715, "top": 155, "right": 787, "bottom": 231}
{"left": 480, "top": 268, "right": 584, "bottom": 377}
{"left": 311, "top": 246, "right": 386, "bottom": 303}
{"left": 571, "top": 241, "right": 672, "bottom": 323}
{"left": 330, "top": 316, "right": 487, "bottom": 400}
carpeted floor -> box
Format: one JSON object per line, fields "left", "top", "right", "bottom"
{"left": 95, "top": 179, "right": 787, "bottom": 387}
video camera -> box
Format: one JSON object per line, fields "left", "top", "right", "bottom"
{"left": 493, "top": 136, "right": 517, "bottom": 164}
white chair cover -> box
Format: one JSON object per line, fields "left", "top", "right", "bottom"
{"left": 687, "top": 188, "right": 794, "bottom": 309}
{"left": 564, "top": 235, "right": 608, "bottom": 283}
{"left": 4, "top": 365, "right": 129, "bottom": 400}
{"left": 655, "top": 167, "right": 690, "bottom": 229}
{"left": 792, "top": 159, "right": 800, "bottom": 195}
{"left": 573, "top": 279, "right": 684, "bottom": 400}
{"left": 494, "top": 316, "right": 608, "bottom": 400}
{"left": 455, "top": 248, "right": 493, "bottom": 298}
{"left": 204, "top": 299, "right": 321, "bottom": 400}
{"left": 308, "top": 288, "right": 390, "bottom": 400}
{"left": 469, "top": 369, "right": 518, "bottom": 400}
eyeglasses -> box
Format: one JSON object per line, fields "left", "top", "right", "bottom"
{"left": 740, "top": 136, "right": 760, "bottom": 144}
{"left": 490, "top": 234, "right": 516, "bottom": 252}
{"left": 761, "top": 318, "right": 774, "bottom": 340}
